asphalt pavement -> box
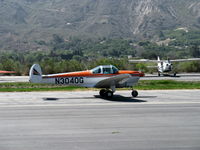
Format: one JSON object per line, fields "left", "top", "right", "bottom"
{"left": 0, "top": 90, "right": 200, "bottom": 150}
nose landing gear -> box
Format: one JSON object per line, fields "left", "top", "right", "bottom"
{"left": 131, "top": 90, "right": 138, "bottom": 97}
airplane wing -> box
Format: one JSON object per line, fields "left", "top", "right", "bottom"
{"left": 0, "top": 71, "right": 16, "bottom": 74}
{"left": 130, "top": 58, "right": 200, "bottom": 63}
{"left": 170, "top": 58, "right": 200, "bottom": 62}
{"left": 147, "top": 66, "right": 157, "bottom": 68}
{"left": 94, "top": 74, "right": 131, "bottom": 88}
{"left": 129, "top": 59, "right": 158, "bottom": 63}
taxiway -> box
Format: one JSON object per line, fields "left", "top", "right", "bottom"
{"left": 0, "top": 90, "right": 200, "bottom": 150}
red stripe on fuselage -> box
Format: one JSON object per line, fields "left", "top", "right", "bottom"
{"left": 42, "top": 70, "right": 144, "bottom": 78}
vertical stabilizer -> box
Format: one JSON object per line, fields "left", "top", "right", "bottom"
{"left": 157, "top": 56, "right": 163, "bottom": 75}
{"left": 157, "top": 56, "right": 160, "bottom": 62}
{"left": 157, "top": 56, "right": 161, "bottom": 66}
{"left": 29, "top": 64, "right": 42, "bottom": 83}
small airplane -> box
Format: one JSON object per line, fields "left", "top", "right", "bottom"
{"left": 29, "top": 64, "right": 144, "bottom": 98}
{"left": 129, "top": 56, "right": 200, "bottom": 76}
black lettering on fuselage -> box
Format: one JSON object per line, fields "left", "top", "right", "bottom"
{"left": 80, "top": 77, "right": 84, "bottom": 83}
{"left": 55, "top": 77, "right": 84, "bottom": 85}
{"left": 55, "top": 78, "right": 60, "bottom": 84}
{"left": 61, "top": 78, "right": 65, "bottom": 84}
{"left": 65, "top": 78, "right": 69, "bottom": 84}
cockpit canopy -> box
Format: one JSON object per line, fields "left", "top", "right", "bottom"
{"left": 91, "top": 65, "right": 119, "bottom": 74}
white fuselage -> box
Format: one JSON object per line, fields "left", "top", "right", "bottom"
{"left": 158, "top": 61, "right": 173, "bottom": 73}
{"left": 40, "top": 75, "right": 139, "bottom": 88}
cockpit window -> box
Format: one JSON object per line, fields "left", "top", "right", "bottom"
{"left": 103, "top": 67, "right": 112, "bottom": 74}
{"left": 92, "top": 66, "right": 101, "bottom": 74}
{"left": 92, "top": 65, "right": 119, "bottom": 74}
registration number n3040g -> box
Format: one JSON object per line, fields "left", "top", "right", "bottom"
{"left": 55, "top": 77, "right": 84, "bottom": 84}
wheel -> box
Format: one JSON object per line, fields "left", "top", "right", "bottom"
{"left": 173, "top": 72, "right": 176, "bottom": 77}
{"left": 99, "top": 89, "right": 106, "bottom": 97}
{"left": 105, "top": 90, "right": 113, "bottom": 98}
{"left": 158, "top": 72, "right": 161, "bottom": 76}
{"left": 132, "top": 90, "right": 138, "bottom": 97}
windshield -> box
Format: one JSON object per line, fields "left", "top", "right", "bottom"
{"left": 112, "top": 66, "right": 118, "bottom": 74}
{"left": 92, "top": 65, "right": 119, "bottom": 74}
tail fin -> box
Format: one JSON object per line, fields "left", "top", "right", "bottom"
{"left": 29, "top": 64, "right": 42, "bottom": 83}
{"left": 157, "top": 56, "right": 160, "bottom": 62}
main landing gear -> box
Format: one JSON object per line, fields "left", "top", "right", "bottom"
{"left": 99, "top": 89, "right": 138, "bottom": 98}
{"left": 99, "top": 89, "right": 113, "bottom": 98}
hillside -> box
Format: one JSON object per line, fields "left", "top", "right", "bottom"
{"left": 0, "top": 0, "right": 200, "bottom": 51}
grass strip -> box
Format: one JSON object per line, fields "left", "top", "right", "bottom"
{"left": 0, "top": 82, "right": 85, "bottom": 92}
{"left": 0, "top": 80, "right": 200, "bottom": 92}
{"left": 135, "top": 80, "right": 200, "bottom": 90}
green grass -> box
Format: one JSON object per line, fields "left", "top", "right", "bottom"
{"left": 0, "top": 82, "right": 86, "bottom": 92}
{"left": 0, "top": 80, "right": 200, "bottom": 92}
{"left": 135, "top": 80, "right": 200, "bottom": 90}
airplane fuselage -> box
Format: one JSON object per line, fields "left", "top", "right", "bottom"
{"left": 41, "top": 70, "right": 143, "bottom": 88}
{"left": 158, "top": 61, "right": 173, "bottom": 73}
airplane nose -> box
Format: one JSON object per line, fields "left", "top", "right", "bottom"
{"left": 130, "top": 71, "right": 145, "bottom": 77}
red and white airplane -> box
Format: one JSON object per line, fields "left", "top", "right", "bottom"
{"left": 29, "top": 64, "right": 144, "bottom": 98}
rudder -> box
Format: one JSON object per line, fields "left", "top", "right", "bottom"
{"left": 29, "top": 64, "right": 42, "bottom": 83}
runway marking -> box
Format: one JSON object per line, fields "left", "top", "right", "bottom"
{"left": 0, "top": 101, "right": 200, "bottom": 108}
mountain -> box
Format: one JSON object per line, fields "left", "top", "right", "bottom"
{"left": 0, "top": 0, "right": 200, "bottom": 51}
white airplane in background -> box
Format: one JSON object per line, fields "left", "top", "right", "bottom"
{"left": 129, "top": 56, "right": 200, "bottom": 76}
{"left": 29, "top": 64, "right": 144, "bottom": 98}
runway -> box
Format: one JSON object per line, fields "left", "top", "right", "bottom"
{"left": 0, "top": 76, "right": 28, "bottom": 83}
{"left": 0, "top": 90, "right": 200, "bottom": 150}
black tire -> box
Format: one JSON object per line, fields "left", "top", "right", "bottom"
{"left": 105, "top": 90, "right": 113, "bottom": 98}
{"left": 174, "top": 73, "right": 176, "bottom": 77}
{"left": 99, "top": 89, "right": 106, "bottom": 97}
{"left": 132, "top": 90, "right": 138, "bottom": 97}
